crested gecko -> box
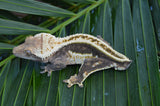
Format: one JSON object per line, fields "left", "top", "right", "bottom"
{"left": 13, "top": 33, "right": 132, "bottom": 88}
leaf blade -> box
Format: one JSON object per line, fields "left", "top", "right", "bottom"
{"left": 139, "top": 0, "right": 160, "bottom": 105}
{"left": 0, "top": 18, "right": 50, "bottom": 35}
{"left": 0, "top": 0, "right": 75, "bottom": 17}
{"left": 0, "top": 43, "right": 15, "bottom": 50}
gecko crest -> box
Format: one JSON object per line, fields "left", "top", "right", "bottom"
{"left": 29, "top": 33, "right": 130, "bottom": 62}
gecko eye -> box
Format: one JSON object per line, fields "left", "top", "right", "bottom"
{"left": 25, "top": 50, "right": 31, "bottom": 55}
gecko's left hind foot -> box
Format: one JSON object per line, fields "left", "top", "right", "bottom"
{"left": 63, "top": 74, "right": 83, "bottom": 88}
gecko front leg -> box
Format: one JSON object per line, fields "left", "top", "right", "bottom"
{"left": 40, "top": 57, "right": 68, "bottom": 76}
{"left": 63, "top": 58, "right": 131, "bottom": 88}
{"left": 40, "top": 64, "right": 56, "bottom": 76}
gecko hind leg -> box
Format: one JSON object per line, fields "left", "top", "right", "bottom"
{"left": 63, "top": 58, "right": 117, "bottom": 88}
{"left": 63, "top": 74, "right": 83, "bottom": 88}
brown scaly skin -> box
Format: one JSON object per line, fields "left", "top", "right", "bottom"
{"left": 13, "top": 33, "right": 132, "bottom": 88}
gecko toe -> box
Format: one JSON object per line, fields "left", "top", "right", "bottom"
{"left": 78, "top": 83, "right": 84, "bottom": 88}
{"left": 40, "top": 66, "right": 48, "bottom": 74}
{"left": 40, "top": 68, "right": 52, "bottom": 77}
{"left": 47, "top": 71, "right": 52, "bottom": 76}
{"left": 67, "top": 83, "right": 73, "bottom": 88}
{"left": 63, "top": 79, "right": 73, "bottom": 88}
{"left": 40, "top": 70, "right": 47, "bottom": 74}
{"left": 63, "top": 79, "right": 69, "bottom": 83}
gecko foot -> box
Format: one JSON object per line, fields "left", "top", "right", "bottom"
{"left": 63, "top": 74, "right": 83, "bottom": 88}
{"left": 40, "top": 66, "right": 52, "bottom": 76}
{"left": 40, "top": 70, "right": 47, "bottom": 74}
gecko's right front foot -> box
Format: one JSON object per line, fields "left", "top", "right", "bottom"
{"left": 40, "top": 66, "right": 52, "bottom": 76}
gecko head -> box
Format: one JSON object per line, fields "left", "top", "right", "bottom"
{"left": 13, "top": 36, "right": 42, "bottom": 61}
{"left": 13, "top": 33, "right": 59, "bottom": 61}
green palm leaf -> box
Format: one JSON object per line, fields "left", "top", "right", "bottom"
{"left": 0, "top": 0, "right": 75, "bottom": 17}
{"left": 0, "top": 18, "right": 50, "bottom": 35}
{"left": 0, "top": 0, "right": 160, "bottom": 106}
